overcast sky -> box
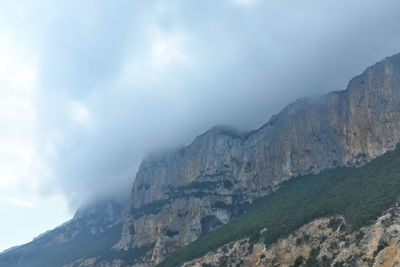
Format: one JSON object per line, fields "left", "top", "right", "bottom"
{"left": 1, "top": 0, "right": 400, "bottom": 252}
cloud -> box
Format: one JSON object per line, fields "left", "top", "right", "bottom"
{"left": 151, "top": 32, "right": 190, "bottom": 69}
{"left": 0, "top": 0, "right": 400, "bottom": 210}
{"left": 0, "top": 30, "right": 42, "bottom": 191}
{"left": 231, "top": 0, "right": 255, "bottom": 6}
{"left": 2, "top": 197, "right": 36, "bottom": 208}
{"left": 70, "top": 102, "right": 92, "bottom": 125}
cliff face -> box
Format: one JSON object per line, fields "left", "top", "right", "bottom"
{"left": 134, "top": 53, "right": 400, "bottom": 207}
{"left": 115, "top": 53, "right": 400, "bottom": 263}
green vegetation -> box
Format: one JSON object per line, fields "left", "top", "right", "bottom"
{"left": 303, "top": 247, "right": 320, "bottom": 266}
{"left": 131, "top": 199, "right": 170, "bottom": 219}
{"left": 355, "top": 231, "right": 364, "bottom": 244}
{"left": 291, "top": 256, "right": 305, "bottom": 267}
{"left": 373, "top": 240, "right": 388, "bottom": 257}
{"left": 166, "top": 179, "right": 235, "bottom": 199}
{"left": 327, "top": 217, "right": 342, "bottom": 231}
{"left": 95, "top": 243, "right": 155, "bottom": 265}
{"left": 158, "top": 148, "right": 400, "bottom": 267}
{"left": 165, "top": 229, "right": 180, "bottom": 237}
{"left": 301, "top": 247, "right": 333, "bottom": 266}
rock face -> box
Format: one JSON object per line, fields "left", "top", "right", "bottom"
{"left": 184, "top": 203, "right": 400, "bottom": 267}
{"left": 115, "top": 53, "right": 400, "bottom": 264}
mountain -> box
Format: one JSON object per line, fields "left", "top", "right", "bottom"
{"left": 116, "top": 53, "right": 400, "bottom": 265}
{"left": 1, "top": 53, "right": 400, "bottom": 267}
{"left": 160, "top": 146, "right": 400, "bottom": 266}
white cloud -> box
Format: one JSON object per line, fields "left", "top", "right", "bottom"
{"left": 118, "top": 29, "right": 192, "bottom": 90}
{"left": 44, "top": 130, "right": 65, "bottom": 157}
{"left": 231, "top": 0, "right": 255, "bottom": 6}
{"left": 0, "top": 30, "right": 37, "bottom": 94}
{"left": 0, "top": 20, "right": 71, "bottom": 251}
{"left": 2, "top": 197, "right": 36, "bottom": 208}
{"left": 70, "top": 102, "right": 91, "bottom": 125}
{"left": 0, "top": 33, "right": 39, "bottom": 190}
{"left": 150, "top": 31, "right": 190, "bottom": 70}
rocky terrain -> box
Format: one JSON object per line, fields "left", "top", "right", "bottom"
{"left": 1, "top": 53, "right": 400, "bottom": 266}
{"left": 183, "top": 203, "right": 400, "bottom": 267}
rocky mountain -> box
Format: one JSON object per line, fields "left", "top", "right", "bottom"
{"left": 115, "top": 53, "right": 400, "bottom": 264}
{"left": 1, "top": 53, "right": 400, "bottom": 267}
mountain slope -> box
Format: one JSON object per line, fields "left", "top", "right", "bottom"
{"left": 182, "top": 206, "right": 400, "bottom": 267}
{"left": 158, "top": 146, "right": 400, "bottom": 266}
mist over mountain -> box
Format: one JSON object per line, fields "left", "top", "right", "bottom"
{"left": 1, "top": 0, "right": 400, "bottom": 264}
{"left": 2, "top": 52, "right": 400, "bottom": 266}
{"left": 11, "top": 0, "right": 400, "bottom": 209}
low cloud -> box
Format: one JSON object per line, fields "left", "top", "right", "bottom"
{"left": 1, "top": 0, "right": 400, "bottom": 210}
{"left": 2, "top": 197, "right": 36, "bottom": 208}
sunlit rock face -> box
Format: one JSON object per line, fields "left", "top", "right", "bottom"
{"left": 116, "top": 53, "right": 400, "bottom": 263}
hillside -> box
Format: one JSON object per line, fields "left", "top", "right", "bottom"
{"left": 159, "top": 146, "right": 400, "bottom": 266}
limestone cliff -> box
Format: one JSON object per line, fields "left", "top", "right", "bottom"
{"left": 115, "top": 53, "right": 400, "bottom": 264}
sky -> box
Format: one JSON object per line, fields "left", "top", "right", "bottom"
{"left": 1, "top": 0, "right": 400, "bottom": 252}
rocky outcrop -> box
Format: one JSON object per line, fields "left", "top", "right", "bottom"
{"left": 183, "top": 202, "right": 400, "bottom": 267}
{"left": 116, "top": 53, "right": 400, "bottom": 264}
